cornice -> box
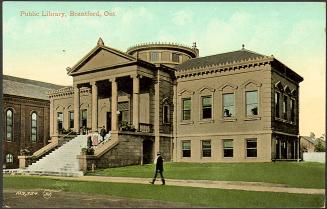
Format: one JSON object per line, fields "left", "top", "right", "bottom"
{"left": 175, "top": 56, "right": 273, "bottom": 79}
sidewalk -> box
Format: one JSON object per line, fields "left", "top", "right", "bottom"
{"left": 48, "top": 175, "right": 325, "bottom": 195}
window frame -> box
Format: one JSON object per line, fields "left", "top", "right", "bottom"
{"left": 275, "top": 91, "right": 280, "bottom": 118}
{"left": 182, "top": 97, "right": 192, "bottom": 121}
{"left": 163, "top": 104, "right": 170, "bottom": 124}
{"left": 150, "top": 51, "right": 160, "bottom": 62}
{"left": 290, "top": 98, "right": 296, "bottom": 123}
{"left": 31, "top": 112, "right": 37, "bottom": 143}
{"left": 69, "top": 111, "right": 74, "bottom": 129}
{"left": 283, "top": 95, "right": 288, "bottom": 120}
{"left": 57, "top": 112, "right": 64, "bottom": 132}
{"left": 245, "top": 90, "right": 259, "bottom": 117}
{"left": 201, "top": 140, "right": 212, "bottom": 158}
{"left": 5, "top": 109, "right": 14, "bottom": 142}
{"left": 223, "top": 139, "right": 234, "bottom": 158}
{"left": 181, "top": 140, "right": 191, "bottom": 157}
{"left": 81, "top": 109, "right": 87, "bottom": 128}
{"left": 223, "top": 93, "right": 235, "bottom": 118}
{"left": 6, "top": 153, "right": 13, "bottom": 163}
{"left": 172, "top": 52, "right": 180, "bottom": 63}
{"left": 201, "top": 95, "right": 212, "bottom": 120}
{"left": 246, "top": 138, "right": 257, "bottom": 158}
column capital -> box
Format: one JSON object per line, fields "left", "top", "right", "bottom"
{"left": 130, "top": 74, "right": 142, "bottom": 79}
{"left": 109, "top": 77, "right": 116, "bottom": 82}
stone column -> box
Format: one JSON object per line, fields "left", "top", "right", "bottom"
{"left": 91, "top": 81, "right": 98, "bottom": 132}
{"left": 74, "top": 85, "right": 80, "bottom": 133}
{"left": 49, "top": 98, "right": 54, "bottom": 137}
{"left": 132, "top": 75, "right": 140, "bottom": 131}
{"left": 110, "top": 78, "right": 118, "bottom": 132}
{"left": 154, "top": 72, "right": 160, "bottom": 158}
{"left": 172, "top": 81, "right": 177, "bottom": 162}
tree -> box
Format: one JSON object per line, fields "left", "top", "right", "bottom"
{"left": 309, "top": 132, "right": 316, "bottom": 139}
{"left": 314, "top": 138, "right": 325, "bottom": 152}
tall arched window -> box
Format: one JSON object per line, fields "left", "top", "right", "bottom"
{"left": 31, "top": 112, "right": 37, "bottom": 142}
{"left": 6, "top": 109, "right": 13, "bottom": 141}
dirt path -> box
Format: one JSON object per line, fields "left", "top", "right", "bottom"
{"left": 46, "top": 175, "right": 325, "bottom": 195}
{"left": 3, "top": 188, "right": 204, "bottom": 208}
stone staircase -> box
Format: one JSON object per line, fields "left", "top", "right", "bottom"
{"left": 25, "top": 135, "right": 87, "bottom": 177}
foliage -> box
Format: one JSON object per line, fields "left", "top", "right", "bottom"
{"left": 314, "top": 138, "right": 326, "bottom": 152}
{"left": 3, "top": 176, "right": 325, "bottom": 208}
{"left": 88, "top": 162, "right": 325, "bottom": 189}
{"left": 81, "top": 148, "right": 94, "bottom": 155}
{"left": 120, "top": 121, "right": 136, "bottom": 132}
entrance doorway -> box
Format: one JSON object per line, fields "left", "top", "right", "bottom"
{"left": 143, "top": 139, "right": 153, "bottom": 164}
{"left": 106, "top": 112, "right": 111, "bottom": 132}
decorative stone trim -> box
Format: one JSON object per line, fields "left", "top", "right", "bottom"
{"left": 176, "top": 56, "right": 273, "bottom": 79}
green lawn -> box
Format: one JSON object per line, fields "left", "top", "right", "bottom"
{"left": 88, "top": 162, "right": 325, "bottom": 189}
{"left": 3, "top": 176, "right": 325, "bottom": 208}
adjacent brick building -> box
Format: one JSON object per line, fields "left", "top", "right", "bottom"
{"left": 2, "top": 75, "right": 63, "bottom": 168}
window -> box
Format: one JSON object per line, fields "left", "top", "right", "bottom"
{"left": 202, "top": 96, "right": 212, "bottom": 119}
{"left": 182, "top": 140, "right": 191, "bottom": 157}
{"left": 172, "top": 53, "right": 180, "bottom": 63}
{"left": 118, "top": 102, "right": 129, "bottom": 123}
{"left": 223, "top": 139, "right": 233, "bottom": 157}
{"left": 182, "top": 98, "right": 191, "bottom": 121}
{"left": 57, "top": 112, "right": 63, "bottom": 131}
{"left": 163, "top": 104, "right": 170, "bottom": 124}
{"left": 31, "top": 112, "right": 37, "bottom": 142}
{"left": 246, "top": 139, "right": 257, "bottom": 157}
{"left": 69, "top": 111, "right": 74, "bottom": 129}
{"left": 202, "top": 140, "right": 211, "bottom": 157}
{"left": 6, "top": 154, "right": 13, "bottom": 163}
{"left": 283, "top": 96, "right": 288, "bottom": 120}
{"left": 291, "top": 99, "right": 295, "bottom": 122}
{"left": 150, "top": 52, "right": 159, "bottom": 62}
{"left": 81, "top": 110, "right": 87, "bottom": 128}
{"left": 246, "top": 91, "right": 258, "bottom": 116}
{"left": 275, "top": 92, "right": 280, "bottom": 118}
{"left": 223, "top": 93, "right": 235, "bottom": 117}
{"left": 6, "top": 109, "right": 13, "bottom": 141}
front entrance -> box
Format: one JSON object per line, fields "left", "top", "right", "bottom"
{"left": 106, "top": 112, "right": 111, "bottom": 132}
{"left": 143, "top": 139, "right": 153, "bottom": 164}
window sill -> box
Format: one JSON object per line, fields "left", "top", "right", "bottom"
{"left": 222, "top": 117, "right": 237, "bottom": 122}
{"left": 180, "top": 121, "right": 194, "bottom": 125}
{"left": 163, "top": 122, "right": 171, "bottom": 125}
{"left": 245, "top": 157, "right": 258, "bottom": 158}
{"left": 198, "top": 119, "right": 214, "bottom": 124}
{"left": 244, "top": 116, "right": 261, "bottom": 121}
{"left": 223, "top": 157, "right": 234, "bottom": 159}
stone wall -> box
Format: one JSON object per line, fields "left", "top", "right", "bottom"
{"left": 159, "top": 136, "right": 172, "bottom": 161}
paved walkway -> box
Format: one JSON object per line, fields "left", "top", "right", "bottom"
{"left": 47, "top": 176, "right": 325, "bottom": 195}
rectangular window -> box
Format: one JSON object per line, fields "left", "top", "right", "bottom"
{"left": 172, "top": 53, "right": 180, "bottom": 63}
{"left": 202, "top": 96, "right": 212, "bottom": 119}
{"left": 118, "top": 102, "right": 129, "bottom": 123}
{"left": 81, "top": 110, "right": 87, "bottom": 128}
{"left": 291, "top": 99, "right": 295, "bottom": 122}
{"left": 150, "top": 52, "right": 159, "bottom": 62}
{"left": 182, "top": 140, "right": 191, "bottom": 157}
{"left": 223, "top": 93, "right": 235, "bottom": 117}
{"left": 246, "top": 91, "right": 258, "bottom": 116}
{"left": 275, "top": 92, "right": 280, "bottom": 118}
{"left": 163, "top": 105, "right": 170, "bottom": 124}
{"left": 69, "top": 111, "right": 74, "bottom": 129}
{"left": 202, "top": 140, "right": 211, "bottom": 157}
{"left": 223, "top": 139, "right": 233, "bottom": 157}
{"left": 57, "top": 112, "right": 63, "bottom": 131}
{"left": 182, "top": 98, "right": 191, "bottom": 121}
{"left": 246, "top": 139, "right": 257, "bottom": 157}
{"left": 283, "top": 96, "right": 288, "bottom": 120}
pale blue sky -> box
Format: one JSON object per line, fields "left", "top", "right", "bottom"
{"left": 3, "top": 2, "right": 326, "bottom": 136}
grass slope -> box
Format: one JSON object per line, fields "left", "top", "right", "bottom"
{"left": 4, "top": 176, "right": 325, "bottom": 208}
{"left": 89, "top": 162, "right": 325, "bottom": 188}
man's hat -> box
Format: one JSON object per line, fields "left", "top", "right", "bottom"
{"left": 157, "top": 152, "right": 161, "bottom": 155}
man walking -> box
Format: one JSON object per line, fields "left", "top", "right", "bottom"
{"left": 150, "top": 152, "right": 165, "bottom": 185}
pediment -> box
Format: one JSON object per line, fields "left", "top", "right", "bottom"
{"left": 69, "top": 46, "right": 136, "bottom": 75}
